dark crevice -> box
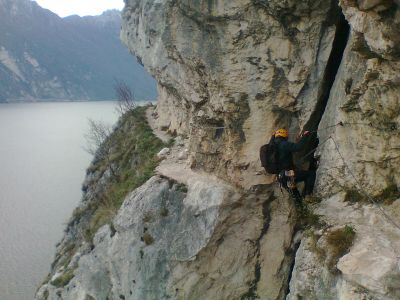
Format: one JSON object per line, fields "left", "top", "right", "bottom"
{"left": 284, "top": 241, "right": 301, "bottom": 297}
{"left": 304, "top": 9, "right": 350, "bottom": 131}
{"left": 301, "top": 8, "right": 350, "bottom": 166}
{"left": 240, "top": 197, "right": 273, "bottom": 300}
{"left": 286, "top": 5, "right": 351, "bottom": 298}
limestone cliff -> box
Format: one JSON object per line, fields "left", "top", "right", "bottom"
{"left": 37, "top": 1, "right": 400, "bottom": 299}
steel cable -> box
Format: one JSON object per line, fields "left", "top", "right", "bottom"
{"left": 330, "top": 136, "right": 400, "bottom": 231}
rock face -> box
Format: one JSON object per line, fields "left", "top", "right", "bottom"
{"left": 37, "top": 0, "right": 400, "bottom": 299}
{"left": 317, "top": 0, "right": 400, "bottom": 196}
{"left": 0, "top": 0, "right": 157, "bottom": 101}
{"left": 121, "top": 0, "right": 340, "bottom": 188}
{"left": 287, "top": 194, "right": 400, "bottom": 300}
{"left": 38, "top": 176, "right": 294, "bottom": 300}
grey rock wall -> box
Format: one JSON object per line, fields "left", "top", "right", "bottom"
{"left": 38, "top": 176, "right": 295, "bottom": 300}
{"left": 317, "top": 0, "right": 400, "bottom": 196}
{"left": 121, "top": 0, "right": 340, "bottom": 188}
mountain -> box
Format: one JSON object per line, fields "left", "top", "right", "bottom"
{"left": 0, "top": 0, "right": 157, "bottom": 102}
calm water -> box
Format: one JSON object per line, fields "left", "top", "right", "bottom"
{"left": 0, "top": 101, "right": 121, "bottom": 299}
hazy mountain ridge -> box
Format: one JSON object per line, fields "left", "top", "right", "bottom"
{"left": 0, "top": 0, "right": 156, "bottom": 102}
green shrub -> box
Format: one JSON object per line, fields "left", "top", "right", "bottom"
{"left": 50, "top": 270, "right": 75, "bottom": 288}
{"left": 326, "top": 225, "right": 356, "bottom": 272}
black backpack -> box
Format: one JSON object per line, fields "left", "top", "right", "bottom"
{"left": 260, "top": 140, "right": 280, "bottom": 174}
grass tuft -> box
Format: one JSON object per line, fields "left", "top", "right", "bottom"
{"left": 160, "top": 207, "right": 169, "bottom": 217}
{"left": 376, "top": 184, "right": 400, "bottom": 205}
{"left": 176, "top": 183, "right": 188, "bottom": 193}
{"left": 344, "top": 184, "right": 400, "bottom": 205}
{"left": 39, "top": 290, "right": 49, "bottom": 300}
{"left": 142, "top": 233, "right": 154, "bottom": 245}
{"left": 344, "top": 189, "right": 365, "bottom": 203}
{"left": 298, "top": 205, "right": 325, "bottom": 229}
{"left": 325, "top": 225, "right": 356, "bottom": 272}
{"left": 142, "top": 211, "right": 154, "bottom": 223}
{"left": 50, "top": 270, "right": 75, "bottom": 288}
{"left": 66, "top": 106, "right": 166, "bottom": 243}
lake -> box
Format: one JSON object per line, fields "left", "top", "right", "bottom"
{"left": 0, "top": 101, "right": 123, "bottom": 299}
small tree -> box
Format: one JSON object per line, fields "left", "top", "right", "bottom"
{"left": 114, "top": 79, "right": 135, "bottom": 115}
{"left": 84, "top": 119, "right": 118, "bottom": 179}
{"left": 84, "top": 119, "right": 112, "bottom": 156}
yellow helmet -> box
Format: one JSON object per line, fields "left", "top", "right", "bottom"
{"left": 275, "top": 128, "right": 288, "bottom": 138}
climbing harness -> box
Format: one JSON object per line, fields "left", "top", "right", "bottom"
{"left": 285, "top": 170, "right": 296, "bottom": 189}
{"left": 277, "top": 170, "right": 296, "bottom": 191}
{"left": 277, "top": 170, "right": 303, "bottom": 206}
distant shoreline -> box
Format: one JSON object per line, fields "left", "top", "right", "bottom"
{"left": 0, "top": 99, "right": 156, "bottom": 104}
{"left": 0, "top": 99, "right": 115, "bottom": 104}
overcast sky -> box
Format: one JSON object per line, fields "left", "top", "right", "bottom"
{"left": 34, "top": 0, "right": 125, "bottom": 17}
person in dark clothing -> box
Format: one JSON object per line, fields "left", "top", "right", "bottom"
{"left": 272, "top": 128, "right": 316, "bottom": 204}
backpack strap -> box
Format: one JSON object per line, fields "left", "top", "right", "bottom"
{"left": 273, "top": 139, "right": 282, "bottom": 173}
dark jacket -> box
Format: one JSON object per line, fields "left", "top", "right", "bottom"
{"left": 274, "top": 136, "right": 308, "bottom": 171}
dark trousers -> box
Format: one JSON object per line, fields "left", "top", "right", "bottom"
{"left": 278, "top": 171, "right": 302, "bottom": 206}
{"left": 295, "top": 170, "right": 316, "bottom": 196}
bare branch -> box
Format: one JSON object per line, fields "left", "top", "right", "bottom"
{"left": 84, "top": 118, "right": 113, "bottom": 156}
{"left": 114, "top": 79, "right": 136, "bottom": 115}
{"left": 84, "top": 118, "right": 120, "bottom": 180}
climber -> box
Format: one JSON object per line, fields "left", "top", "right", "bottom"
{"left": 261, "top": 128, "right": 316, "bottom": 206}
